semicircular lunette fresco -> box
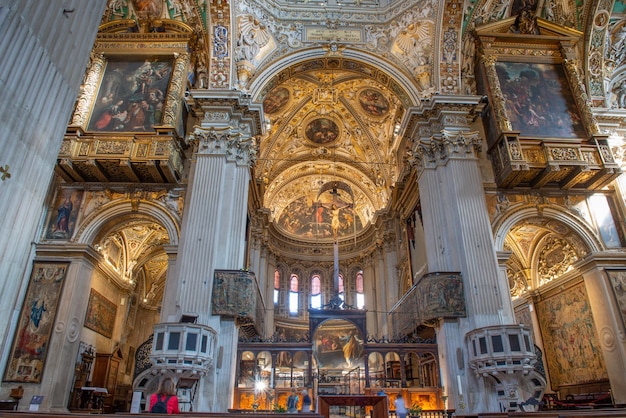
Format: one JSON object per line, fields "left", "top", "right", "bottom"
{"left": 276, "top": 194, "right": 364, "bottom": 239}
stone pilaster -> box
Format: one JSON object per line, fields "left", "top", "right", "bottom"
{"left": 32, "top": 244, "right": 100, "bottom": 412}
{"left": 157, "top": 93, "right": 261, "bottom": 412}
{"left": 408, "top": 97, "right": 518, "bottom": 413}
{"left": 575, "top": 252, "right": 626, "bottom": 406}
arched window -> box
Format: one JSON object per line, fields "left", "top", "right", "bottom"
{"left": 274, "top": 270, "right": 280, "bottom": 305}
{"left": 311, "top": 274, "right": 322, "bottom": 309}
{"left": 356, "top": 270, "right": 365, "bottom": 309}
{"left": 338, "top": 273, "right": 344, "bottom": 301}
{"left": 289, "top": 274, "right": 299, "bottom": 315}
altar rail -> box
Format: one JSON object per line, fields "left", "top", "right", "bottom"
{"left": 454, "top": 408, "right": 626, "bottom": 417}
{"left": 390, "top": 410, "right": 454, "bottom": 418}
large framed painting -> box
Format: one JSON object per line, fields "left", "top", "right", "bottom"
{"left": 495, "top": 62, "right": 586, "bottom": 138}
{"left": 87, "top": 59, "right": 173, "bottom": 132}
{"left": 4, "top": 262, "right": 68, "bottom": 383}
{"left": 84, "top": 289, "right": 117, "bottom": 338}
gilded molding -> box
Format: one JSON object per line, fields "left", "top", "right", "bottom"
{"left": 481, "top": 54, "right": 513, "bottom": 132}
{"left": 563, "top": 58, "right": 600, "bottom": 135}
{"left": 162, "top": 52, "right": 190, "bottom": 127}
{"left": 71, "top": 52, "right": 105, "bottom": 127}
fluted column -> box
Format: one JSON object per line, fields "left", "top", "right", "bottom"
{"left": 158, "top": 95, "right": 261, "bottom": 412}
{"left": 0, "top": 0, "right": 106, "bottom": 389}
{"left": 409, "top": 97, "right": 514, "bottom": 413}
{"left": 161, "top": 125, "right": 257, "bottom": 325}
{"left": 362, "top": 257, "right": 379, "bottom": 337}
{"left": 414, "top": 128, "right": 506, "bottom": 327}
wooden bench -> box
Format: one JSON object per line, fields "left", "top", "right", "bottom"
{"left": 552, "top": 392, "right": 612, "bottom": 410}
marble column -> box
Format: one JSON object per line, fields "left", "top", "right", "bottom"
{"left": 410, "top": 97, "right": 515, "bottom": 413}
{"left": 576, "top": 252, "right": 626, "bottom": 406}
{"left": 157, "top": 95, "right": 261, "bottom": 412}
{"left": 0, "top": 1, "right": 106, "bottom": 380}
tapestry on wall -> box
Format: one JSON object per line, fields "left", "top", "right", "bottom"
{"left": 536, "top": 283, "right": 607, "bottom": 389}
{"left": 607, "top": 270, "right": 626, "bottom": 329}
{"left": 84, "top": 289, "right": 117, "bottom": 338}
{"left": 4, "top": 262, "right": 68, "bottom": 383}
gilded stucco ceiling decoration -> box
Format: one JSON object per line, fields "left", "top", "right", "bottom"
{"left": 506, "top": 265, "right": 529, "bottom": 299}
{"left": 504, "top": 216, "right": 592, "bottom": 290}
{"left": 96, "top": 222, "right": 169, "bottom": 303}
{"left": 258, "top": 69, "right": 402, "bottom": 241}
{"left": 536, "top": 235, "right": 580, "bottom": 286}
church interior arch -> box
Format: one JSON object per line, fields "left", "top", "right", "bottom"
{"left": 3, "top": 0, "right": 626, "bottom": 414}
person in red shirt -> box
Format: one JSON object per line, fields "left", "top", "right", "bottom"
{"left": 149, "top": 377, "right": 180, "bottom": 414}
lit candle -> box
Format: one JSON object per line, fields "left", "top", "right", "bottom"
{"left": 457, "top": 375, "right": 463, "bottom": 395}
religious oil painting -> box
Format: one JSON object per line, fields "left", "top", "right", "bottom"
{"left": 88, "top": 59, "right": 172, "bottom": 132}
{"left": 607, "top": 270, "right": 626, "bottom": 330}
{"left": 4, "top": 262, "right": 68, "bottom": 383}
{"left": 84, "top": 289, "right": 117, "bottom": 338}
{"left": 536, "top": 283, "right": 607, "bottom": 389}
{"left": 263, "top": 87, "right": 290, "bottom": 114}
{"left": 313, "top": 319, "right": 364, "bottom": 369}
{"left": 276, "top": 194, "right": 363, "bottom": 239}
{"left": 358, "top": 88, "right": 389, "bottom": 117}
{"left": 45, "top": 189, "right": 83, "bottom": 240}
{"left": 305, "top": 118, "right": 340, "bottom": 145}
{"left": 495, "top": 62, "right": 586, "bottom": 138}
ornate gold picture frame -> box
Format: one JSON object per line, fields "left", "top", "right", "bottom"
{"left": 69, "top": 21, "right": 192, "bottom": 137}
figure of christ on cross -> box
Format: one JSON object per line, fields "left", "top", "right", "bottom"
{"left": 317, "top": 187, "right": 353, "bottom": 298}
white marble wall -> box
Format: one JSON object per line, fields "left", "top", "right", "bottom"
{"left": 0, "top": 0, "right": 106, "bottom": 395}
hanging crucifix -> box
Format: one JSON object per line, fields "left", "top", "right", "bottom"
{"left": 316, "top": 181, "right": 355, "bottom": 305}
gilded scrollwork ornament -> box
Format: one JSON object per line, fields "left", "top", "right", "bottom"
{"left": 71, "top": 52, "right": 105, "bottom": 127}
{"left": 481, "top": 55, "right": 513, "bottom": 132}
{"left": 563, "top": 58, "right": 600, "bottom": 136}
{"left": 162, "top": 52, "right": 190, "bottom": 127}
